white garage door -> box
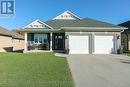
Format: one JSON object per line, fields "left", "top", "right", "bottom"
{"left": 69, "top": 36, "right": 89, "bottom": 54}
{"left": 94, "top": 36, "right": 114, "bottom": 54}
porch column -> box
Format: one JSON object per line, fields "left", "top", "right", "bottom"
{"left": 50, "top": 32, "right": 52, "bottom": 51}
{"left": 24, "top": 32, "right": 27, "bottom": 52}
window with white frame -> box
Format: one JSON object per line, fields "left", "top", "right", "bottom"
{"left": 34, "top": 34, "right": 48, "bottom": 44}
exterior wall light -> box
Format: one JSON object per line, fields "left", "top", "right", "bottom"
{"left": 117, "top": 35, "right": 120, "bottom": 39}
{"left": 80, "top": 31, "right": 82, "bottom": 34}
{"left": 65, "top": 35, "right": 69, "bottom": 39}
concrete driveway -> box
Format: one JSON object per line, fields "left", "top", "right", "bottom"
{"left": 67, "top": 54, "right": 130, "bottom": 87}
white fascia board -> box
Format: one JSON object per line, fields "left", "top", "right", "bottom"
{"left": 53, "top": 11, "right": 81, "bottom": 20}
{"left": 66, "top": 11, "right": 81, "bottom": 20}
{"left": 23, "top": 19, "right": 53, "bottom": 29}
{"left": 61, "top": 27, "right": 128, "bottom": 30}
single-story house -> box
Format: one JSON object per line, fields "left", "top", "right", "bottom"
{"left": 11, "top": 31, "right": 25, "bottom": 52}
{"left": 119, "top": 21, "right": 130, "bottom": 51}
{"left": 20, "top": 11, "right": 127, "bottom": 54}
{"left": 0, "top": 26, "right": 24, "bottom": 52}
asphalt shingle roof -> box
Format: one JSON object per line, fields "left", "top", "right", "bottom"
{"left": 45, "top": 18, "right": 122, "bottom": 29}
{"left": 0, "top": 26, "right": 12, "bottom": 36}
{"left": 119, "top": 21, "right": 130, "bottom": 32}
{"left": 45, "top": 19, "right": 79, "bottom": 29}
{"left": 10, "top": 31, "right": 24, "bottom": 39}
{"left": 66, "top": 18, "right": 122, "bottom": 28}
{"left": 0, "top": 26, "right": 24, "bottom": 39}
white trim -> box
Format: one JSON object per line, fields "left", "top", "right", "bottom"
{"left": 53, "top": 11, "right": 81, "bottom": 20}
{"left": 61, "top": 27, "right": 127, "bottom": 30}
{"left": 34, "top": 34, "right": 48, "bottom": 44}
{"left": 24, "top": 32, "right": 27, "bottom": 52}
{"left": 50, "top": 32, "right": 52, "bottom": 51}
{"left": 66, "top": 11, "right": 81, "bottom": 19}
{"left": 23, "top": 19, "right": 53, "bottom": 29}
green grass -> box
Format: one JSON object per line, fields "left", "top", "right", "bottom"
{"left": 127, "top": 53, "right": 130, "bottom": 56}
{"left": 0, "top": 52, "right": 74, "bottom": 87}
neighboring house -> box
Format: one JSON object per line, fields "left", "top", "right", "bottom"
{"left": 119, "top": 21, "right": 130, "bottom": 51}
{"left": 0, "top": 27, "right": 13, "bottom": 52}
{"left": 11, "top": 31, "right": 25, "bottom": 52}
{"left": 20, "top": 11, "right": 126, "bottom": 54}
{"left": 0, "top": 26, "right": 24, "bottom": 52}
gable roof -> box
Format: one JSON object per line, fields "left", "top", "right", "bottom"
{"left": 23, "top": 19, "right": 53, "bottom": 29}
{"left": 118, "top": 21, "right": 130, "bottom": 27}
{"left": 21, "top": 11, "right": 126, "bottom": 32}
{"left": 53, "top": 11, "right": 81, "bottom": 20}
{"left": 0, "top": 26, "right": 12, "bottom": 36}
{"left": 0, "top": 26, "right": 24, "bottom": 39}
{"left": 10, "top": 31, "right": 24, "bottom": 39}
{"left": 118, "top": 21, "right": 130, "bottom": 32}
{"left": 45, "top": 18, "right": 124, "bottom": 29}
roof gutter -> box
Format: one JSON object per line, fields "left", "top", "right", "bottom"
{"left": 60, "top": 27, "right": 127, "bottom": 32}
{"left": 61, "top": 27, "right": 127, "bottom": 30}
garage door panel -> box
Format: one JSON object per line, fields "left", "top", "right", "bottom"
{"left": 94, "top": 36, "right": 114, "bottom": 54}
{"left": 69, "top": 36, "right": 89, "bottom": 54}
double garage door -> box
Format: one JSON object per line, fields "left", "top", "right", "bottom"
{"left": 69, "top": 35, "right": 115, "bottom": 54}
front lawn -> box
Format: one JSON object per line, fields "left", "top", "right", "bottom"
{"left": 127, "top": 53, "right": 130, "bottom": 56}
{"left": 0, "top": 52, "right": 74, "bottom": 87}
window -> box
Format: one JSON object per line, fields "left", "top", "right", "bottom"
{"left": 39, "top": 35, "right": 43, "bottom": 43}
{"left": 34, "top": 34, "right": 38, "bottom": 43}
{"left": 34, "top": 34, "right": 48, "bottom": 44}
{"left": 58, "top": 36, "right": 63, "bottom": 39}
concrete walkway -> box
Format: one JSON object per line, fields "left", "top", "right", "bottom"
{"left": 67, "top": 54, "right": 130, "bottom": 87}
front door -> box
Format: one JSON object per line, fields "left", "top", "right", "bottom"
{"left": 53, "top": 33, "right": 65, "bottom": 50}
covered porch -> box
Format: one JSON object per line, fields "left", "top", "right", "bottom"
{"left": 24, "top": 32, "right": 65, "bottom": 52}
{"left": 20, "top": 19, "right": 65, "bottom": 52}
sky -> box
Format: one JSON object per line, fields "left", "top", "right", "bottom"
{"left": 0, "top": 0, "right": 130, "bottom": 30}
